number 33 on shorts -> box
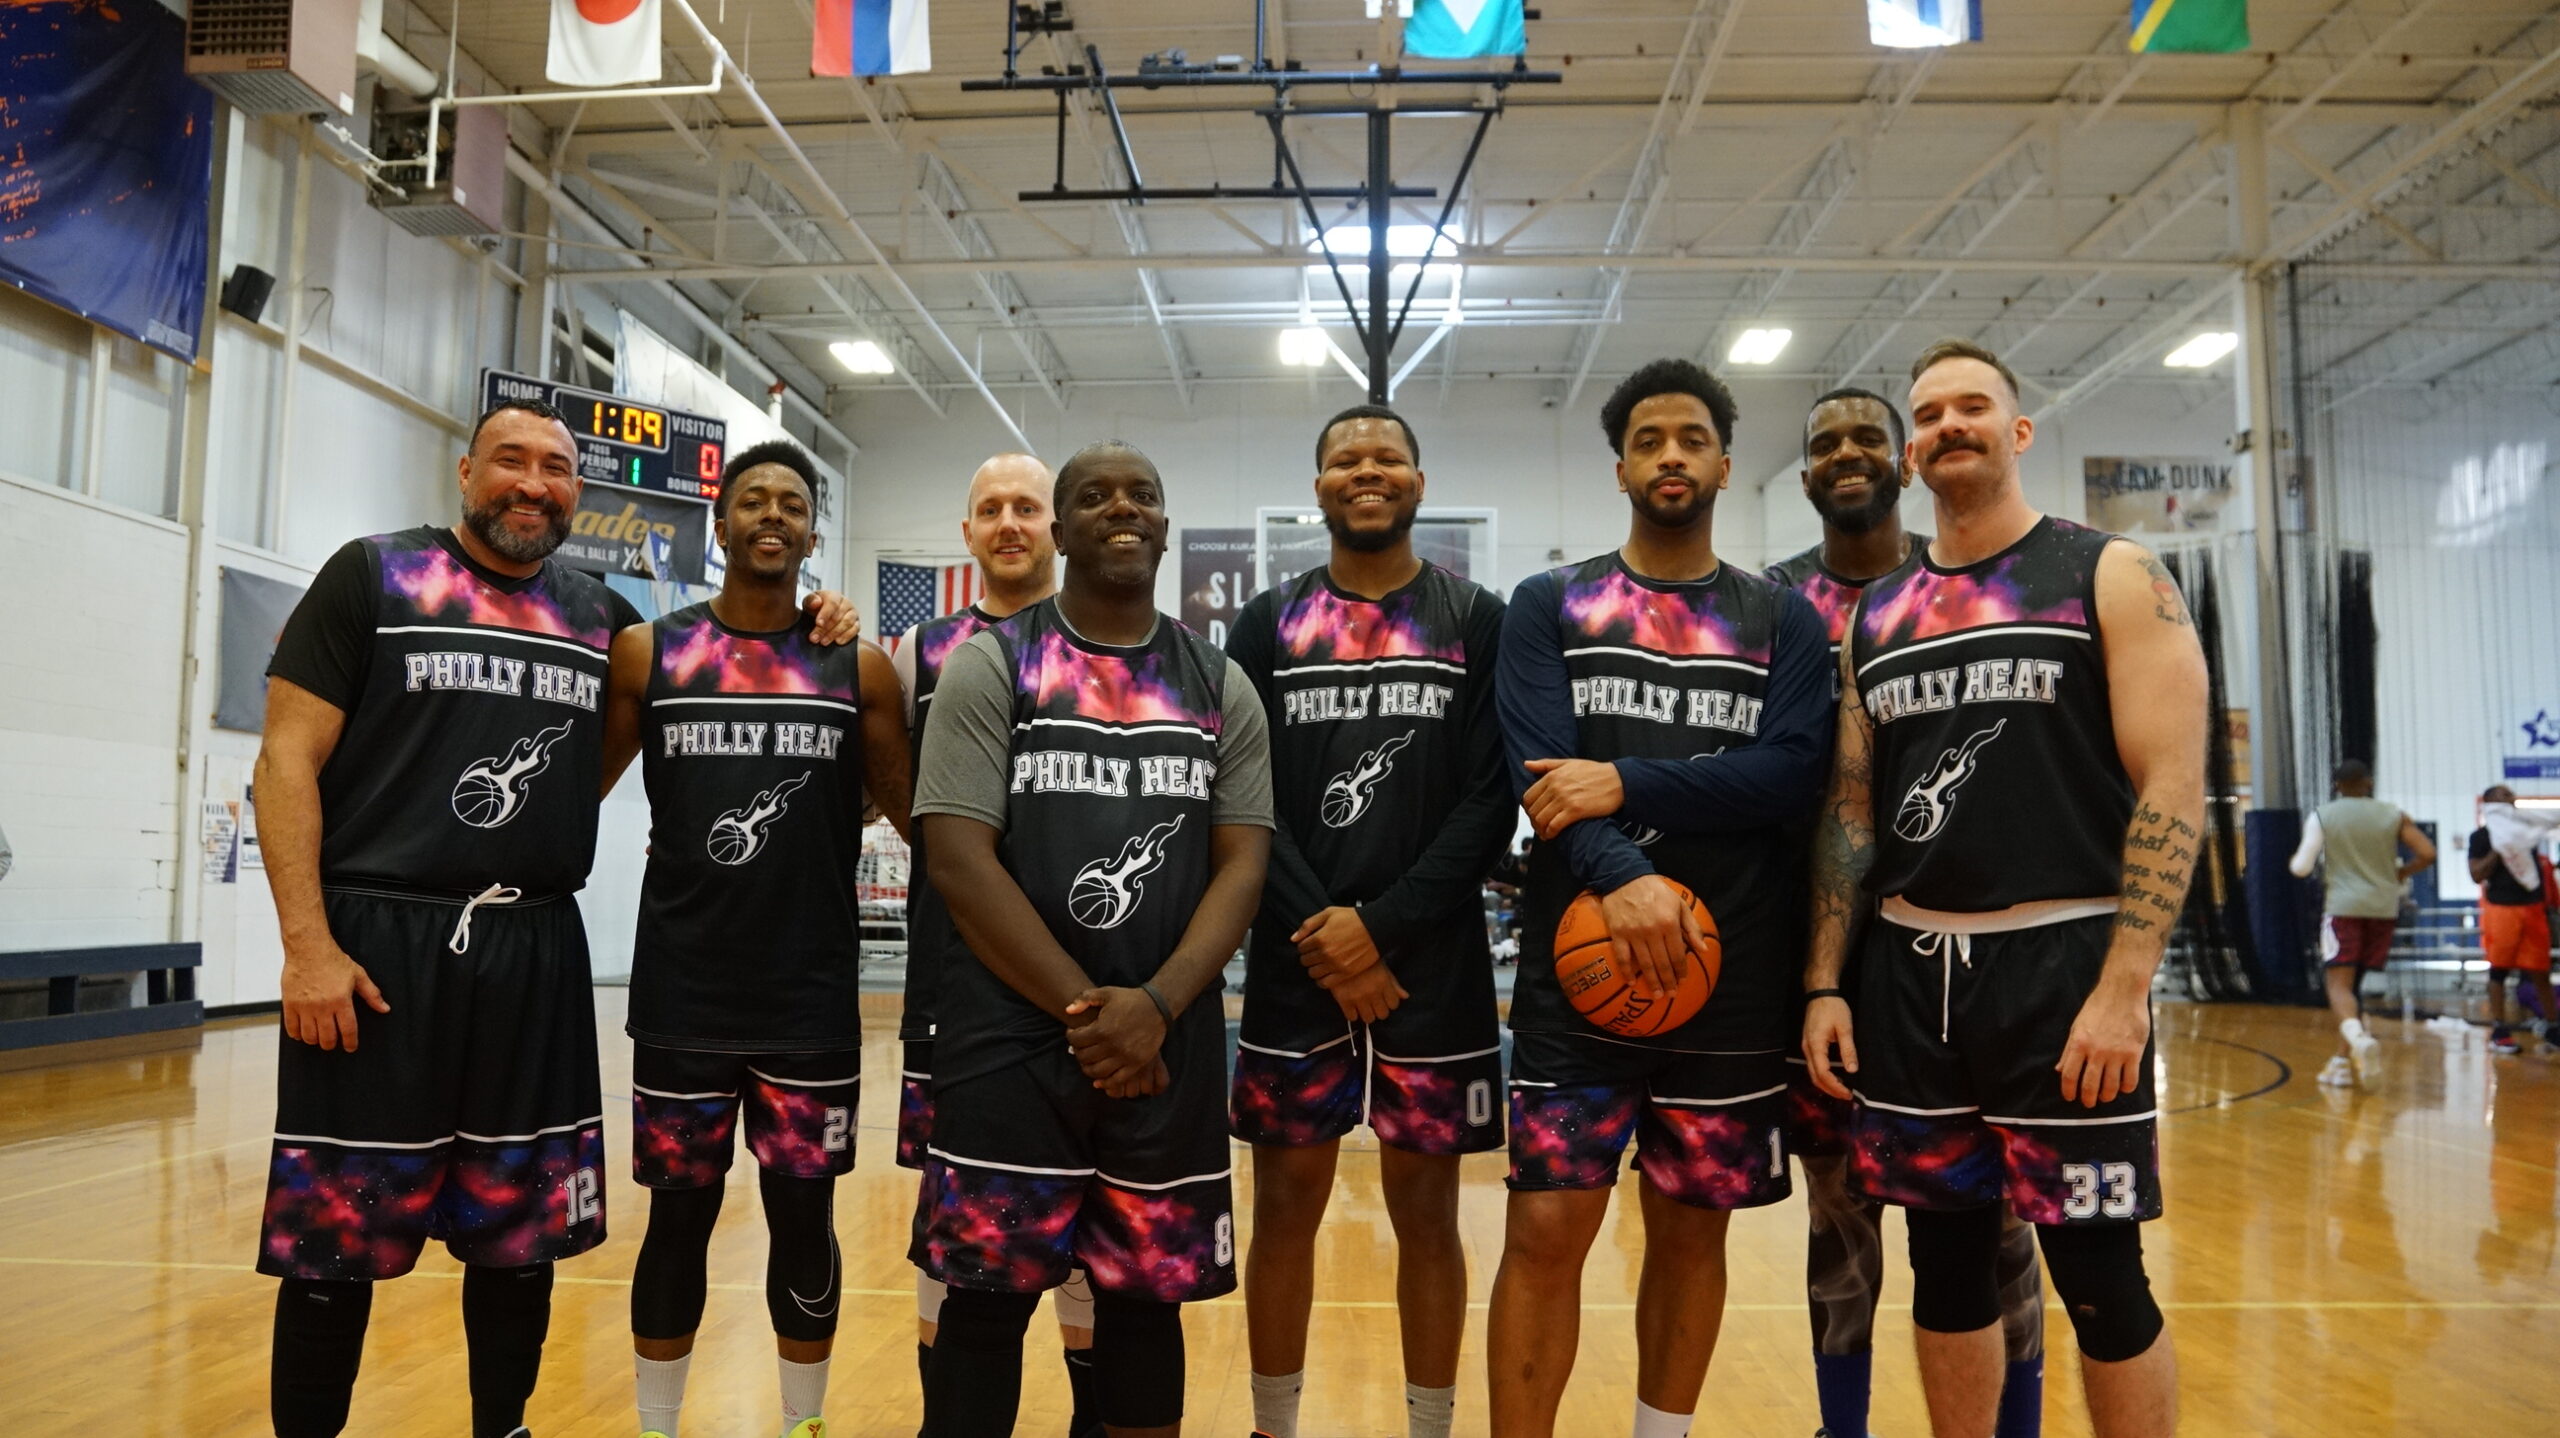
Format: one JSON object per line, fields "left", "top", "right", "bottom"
{"left": 2061, "top": 1160, "right": 2138, "bottom": 1220}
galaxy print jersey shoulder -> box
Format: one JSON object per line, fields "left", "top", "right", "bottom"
{"left": 1850, "top": 517, "right": 2108, "bottom": 661}
{"left": 365, "top": 526, "right": 615, "bottom": 650}
{"left": 996, "top": 599, "right": 1227, "bottom": 737}
{"left": 1767, "top": 536, "right": 1932, "bottom": 648}
{"left": 913, "top": 606, "right": 999, "bottom": 697}
{"left": 649, "top": 602, "right": 858, "bottom": 702}
{"left": 1270, "top": 562, "right": 1477, "bottom": 671}
{"left": 1553, "top": 551, "right": 1779, "bottom": 665}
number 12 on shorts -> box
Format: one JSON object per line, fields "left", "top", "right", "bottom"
{"left": 567, "top": 1167, "right": 601, "bottom": 1225}
{"left": 2061, "top": 1160, "right": 2137, "bottom": 1220}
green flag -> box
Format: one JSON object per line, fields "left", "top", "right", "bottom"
{"left": 2129, "top": 0, "right": 2248, "bottom": 53}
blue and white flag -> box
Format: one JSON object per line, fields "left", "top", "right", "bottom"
{"left": 1404, "top": 0, "right": 1525, "bottom": 61}
{"left": 1868, "top": 0, "right": 1982, "bottom": 48}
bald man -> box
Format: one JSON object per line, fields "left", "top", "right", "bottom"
{"left": 890, "top": 454, "right": 1099, "bottom": 1435}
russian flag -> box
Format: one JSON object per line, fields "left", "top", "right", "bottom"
{"left": 813, "top": 0, "right": 932, "bottom": 78}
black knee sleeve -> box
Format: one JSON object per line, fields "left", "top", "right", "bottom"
{"left": 1090, "top": 1291, "right": 1186, "bottom": 1429}
{"left": 759, "top": 1167, "right": 843, "bottom": 1343}
{"left": 1905, "top": 1204, "right": 2004, "bottom": 1335}
{"left": 272, "top": 1278, "right": 374, "bottom": 1438}
{"left": 2036, "top": 1222, "right": 2164, "bottom": 1363}
{"left": 462, "top": 1262, "right": 554, "bottom": 1438}
{"left": 631, "top": 1182, "right": 725, "bottom": 1341}
{"left": 925, "top": 1288, "right": 1041, "bottom": 1438}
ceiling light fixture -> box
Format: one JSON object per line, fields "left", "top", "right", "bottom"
{"left": 1728, "top": 327, "right": 1792, "bottom": 365}
{"left": 830, "top": 339, "right": 895, "bottom": 375}
{"left": 1278, "top": 327, "right": 1329, "bottom": 367}
{"left": 2162, "top": 332, "right": 2240, "bottom": 369}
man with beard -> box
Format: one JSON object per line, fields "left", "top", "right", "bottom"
{"left": 912, "top": 441, "right": 1272, "bottom": 1438}
{"left": 1768, "top": 390, "right": 2047, "bottom": 1438}
{"left": 1487, "top": 360, "right": 1833, "bottom": 1438}
{"left": 253, "top": 400, "right": 857, "bottom": 1438}
{"left": 1226, "top": 406, "right": 1512, "bottom": 1438}
{"left": 598, "top": 440, "right": 914, "bottom": 1438}
{"left": 1804, "top": 340, "right": 2203, "bottom": 1437}
{"left": 891, "top": 452, "right": 1106, "bottom": 1437}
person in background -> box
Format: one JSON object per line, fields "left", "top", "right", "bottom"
{"left": 2471, "top": 785, "right": 2560, "bottom": 1055}
{"left": 2289, "top": 760, "right": 2434, "bottom": 1087}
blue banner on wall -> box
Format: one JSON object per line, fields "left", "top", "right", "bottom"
{"left": 0, "top": 1, "right": 215, "bottom": 361}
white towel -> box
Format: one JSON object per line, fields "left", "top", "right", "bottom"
{"left": 2481, "top": 802, "right": 2560, "bottom": 892}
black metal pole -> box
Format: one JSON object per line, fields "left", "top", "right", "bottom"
{"left": 1255, "top": 0, "right": 1268, "bottom": 72}
{"left": 1367, "top": 109, "right": 1390, "bottom": 403}
{"left": 1270, "top": 114, "right": 1366, "bottom": 351}
{"left": 1005, "top": 1, "right": 1019, "bottom": 81}
{"left": 1389, "top": 106, "right": 1494, "bottom": 347}
{"left": 1088, "top": 45, "right": 1147, "bottom": 205}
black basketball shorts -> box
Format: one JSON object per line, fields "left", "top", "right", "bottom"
{"left": 1506, "top": 1029, "right": 1792, "bottom": 1211}
{"left": 1230, "top": 1025, "right": 1504, "bottom": 1155}
{"left": 630, "top": 1042, "right": 860, "bottom": 1186}
{"left": 258, "top": 887, "right": 604, "bottom": 1280}
{"left": 1848, "top": 911, "right": 2163, "bottom": 1225}
{"left": 911, "top": 1008, "right": 1235, "bottom": 1304}
{"left": 897, "top": 1036, "right": 935, "bottom": 1170}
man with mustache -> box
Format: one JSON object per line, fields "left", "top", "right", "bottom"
{"left": 597, "top": 440, "right": 914, "bottom": 1438}
{"left": 1225, "top": 406, "right": 1513, "bottom": 1438}
{"left": 1804, "top": 340, "right": 2205, "bottom": 1437}
{"left": 890, "top": 452, "right": 1108, "bottom": 1438}
{"left": 912, "top": 441, "right": 1273, "bottom": 1438}
{"left": 1768, "top": 390, "right": 2047, "bottom": 1438}
{"left": 1488, "top": 360, "right": 1834, "bottom": 1438}
{"left": 252, "top": 400, "right": 859, "bottom": 1438}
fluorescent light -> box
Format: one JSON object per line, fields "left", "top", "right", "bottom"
{"left": 830, "top": 339, "right": 895, "bottom": 375}
{"left": 2162, "top": 332, "right": 2240, "bottom": 369}
{"left": 1307, "top": 224, "right": 1457, "bottom": 261}
{"left": 1278, "top": 327, "right": 1329, "bottom": 367}
{"left": 1868, "top": 0, "right": 1982, "bottom": 48}
{"left": 1728, "top": 327, "right": 1792, "bottom": 365}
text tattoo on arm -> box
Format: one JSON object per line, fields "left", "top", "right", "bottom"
{"left": 2115, "top": 799, "right": 2199, "bottom": 938}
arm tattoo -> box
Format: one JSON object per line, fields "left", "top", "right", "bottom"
{"left": 1807, "top": 675, "right": 1875, "bottom": 989}
{"left": 2113, "top": 799, "right": 2198, "bottom": 951}
{"left": 2135, "top": 554, "right": 2193, "bottom": 629}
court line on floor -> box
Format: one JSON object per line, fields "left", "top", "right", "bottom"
{"left": 0, "top": 1135, "right": 273, "bottom": 1207}
{"left": 2164, "top": 1036, "right": 2292, "bottom": 1115}
{"left": 6, "top": 1256, "right": 2556, "bottom": 1314}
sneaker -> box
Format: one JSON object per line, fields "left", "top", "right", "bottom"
{"left": 783, "top": 1422, "right": 828, "bottom": 1438}
{"left": 2318, "top": 1055, "right": 2355, "bottom": 1087}
{"left": 2490, "top": 1028, "right": 2523, "bottom": 1055}
{"left": 2344, "top": 1022, "right": 2382, "bottom": 1083}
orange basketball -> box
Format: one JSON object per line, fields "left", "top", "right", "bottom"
{"left": 1553, "top": 883, "right": 1719, "bottom": 1038}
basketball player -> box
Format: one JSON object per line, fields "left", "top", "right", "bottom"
{"left": 595, "top": 439, "right": 912, "bottom": 1438}
{"left": 2471, "top": 785, "right": 2560, "bottom": 1054}
{"left": 1488, "top": 360, "right": 1834, "bottom": 1438}
{"left": 1804, "top": 339, "right": 2204, "bottom": 1437}
{"left": 1227, "top": 406, "right": 1513, "bottom": 1438}
{"left": 891, "top": 451, "right": 1106, "bottom": 1437}
{"left": 911, "top": 441, "right": 1273, "bottom": 1438}
{"left": 1769, "top": 388, "right": 2046, "bottom": 1438}
{"left": 252, "top": 399, "right": 857, "bottom": 1438}
{"left": 2288, "top": 760, "right": 2434, "bottom": 1085}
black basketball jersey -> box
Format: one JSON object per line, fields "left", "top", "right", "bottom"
{"left": 1513, "top": 555, "right": 1798, "bottom": 1051}
{"left": 1765, "top": 536, "right": 1931, "bottom": 651}
{"left": 897, "top": 605, "right": 999, "bottom": 1042}
{"left": 936, "top": 601, "right": 1233, "bottom": 1085}
{"left": 1849, "top": 517, "right": 2132, "bottom": 912}
{"left": 628, "top": 604, "right": 867, "bottom": 1051}
{"left": 1238, "top": 563, "right": 1498, "bottom": 1052}
{"left": 313, "top": 527, "right": 618, "bottom": 897}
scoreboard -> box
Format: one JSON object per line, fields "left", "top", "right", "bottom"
{"left": 479, "top": 368, "right": 727, "bottom": 504}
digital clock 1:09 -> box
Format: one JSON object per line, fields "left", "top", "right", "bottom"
{"left": 583, "top": 399, "right": 668, "bottom": 452}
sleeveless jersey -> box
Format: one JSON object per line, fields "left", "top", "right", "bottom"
{"left": 317, "top": 527, "right": 617, "bottom": 897}
{"left": 1765, "top": 534, "right": 1931, "bottom": 650}
{"left": 897, "top": 605, "right": 999, "bottom": 1042}
{"left": 2311, "top": 796, "right": 2407, "bottom": 920}
{"left": 937, "top": 601, "right": 1233, "bottom": 1085}
{"left": 629, "top": 604, "right": 866, "bottom": 1051}
{"left": 1514, "top": 555, "right": 1798, "bottom": 1052}
{"left": 1849, "top": 517, "right": 2131, "bottom": 912}
{"left": 1245, "top": 563, "right": 1496, "bottom": 1051}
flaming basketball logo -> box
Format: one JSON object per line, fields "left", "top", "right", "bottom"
{"left": 1067, "top": 815, "right": 1185, "bottom": 930}
{"left": 450, "top": 722, "right": 575, "bottom": 829}
{"left": 706, "top": 772, "right": 811, "bottom": 866}
{"left": 1894, "top": 719, "right": 2006, "bottom": 842}
{"left": 1320, "top": 730, "right": 1414, "bottom": 828}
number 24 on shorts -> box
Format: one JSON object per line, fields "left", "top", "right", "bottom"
{"left": 2062, "top": 1161, "right": 2138, "bottom": 1220}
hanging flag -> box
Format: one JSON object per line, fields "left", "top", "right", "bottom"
{"left": 1404, "top": 0, "right": 1525, "bottom": 61}
{"left": 547, "top": 0, "right": 662, "bottom": 87}
{"left": 814, "top": 0, "right": 932, "bottom": 77}
{"left": 878, "top": 559, "right": 976, "bottom": 644}
{"left": 1868, "top": 0, "right": 1983, "bottom": 48}
{"left": 2130, "top": 0, "right": 2249, "bottom": 53}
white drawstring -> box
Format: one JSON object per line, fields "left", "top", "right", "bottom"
{"left": 448, "top": 883, "right": 522, "bottom": 954}
{"left": 1911, "top": 929, "right": 1974, "bottom": 1043}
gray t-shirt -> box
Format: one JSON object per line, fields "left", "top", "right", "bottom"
{"left": 913, "top": 622, "right": 1275, "bottom": 833}
{"left": 2313, "top": 795, "right": 2408, "bottom": 920}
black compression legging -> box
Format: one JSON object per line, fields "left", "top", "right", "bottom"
{"left": 630, "top": 1170, "right": 841, "bottom": 1344}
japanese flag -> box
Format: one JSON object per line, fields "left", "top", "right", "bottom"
{"left": 548, "top": 0, "right": 663, "bottom": 88}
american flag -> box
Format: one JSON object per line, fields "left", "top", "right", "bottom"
{"left": 878, "top": 559, "right": 980, "bottom": 646}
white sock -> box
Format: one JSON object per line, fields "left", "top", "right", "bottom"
{"left": 635, "top": 1352, "right": 691, "bottom": 1437}
{"left": 2342, "top": 1016, "right": 2369, "bottom": 1042}
{"left": 1633, "top": 1398, "right": 1692, "bottom": 1438}
{"left": 779, "top": 1355, "right": 831, "bottom": 1426}
{"left": 1405, "top": 1380, "right": 1457, "bottom": 1438}
{"left": 1250, "top": 1369, "right": 1304, "bottom": 1438}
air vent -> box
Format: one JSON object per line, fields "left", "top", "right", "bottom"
{"left": 186, "top": 0, "right": 359, "bottom": 116}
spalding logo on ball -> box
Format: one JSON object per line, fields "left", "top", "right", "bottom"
{"left": 451, "top": 722, "right": 575, "bottom": 829}
{"left": 1553, "top": 881, "right": 1719, "bottom": 1038}
{"left": 1068, "top": 814, "right": 1185, "bottom": 930}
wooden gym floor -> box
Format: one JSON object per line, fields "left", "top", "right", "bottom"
{"left": 2, "top": 990, "right": 2553, "bottom": 1436}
